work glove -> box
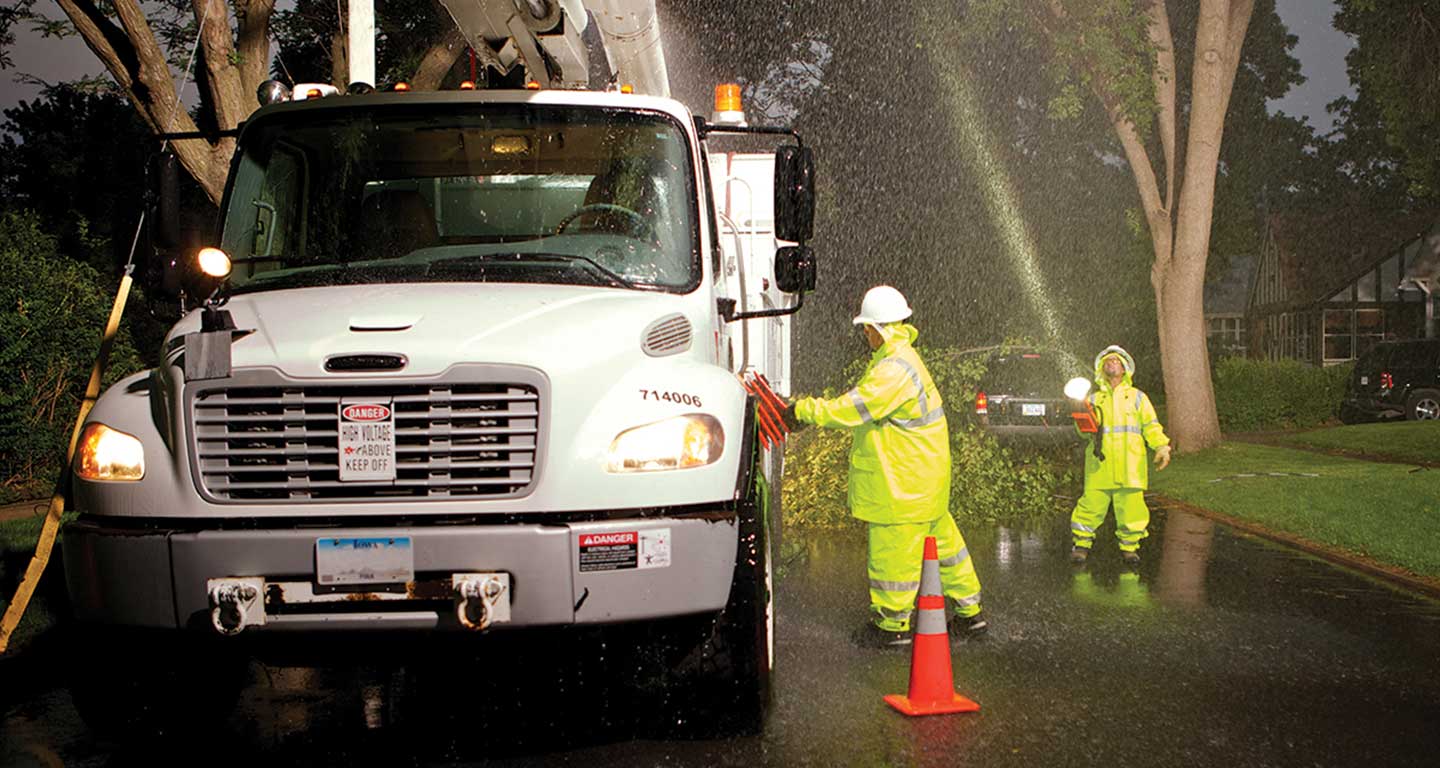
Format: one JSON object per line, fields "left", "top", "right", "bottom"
{"left": 781, "top": 400, "right": 806, "bottom": 432}
{"left": 1154, "top": 445, "right": 1172, "bottom": 471}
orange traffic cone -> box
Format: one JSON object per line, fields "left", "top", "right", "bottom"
{"left": 883, "top": 536, "right": 981, "bottom": 717}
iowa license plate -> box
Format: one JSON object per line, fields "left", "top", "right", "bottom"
{"left": 316, "top": 537, "right": 414, "bottom": 585}
{"left": 339, "top": 400, "right": 395, "bottom": 482}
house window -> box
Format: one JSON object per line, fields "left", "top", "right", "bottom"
{"left": 1355, "top": 309, "right": 1384, "bottom": 358}
{"left": 1324, "top": 309, "right": 1355, "bottom": 362}
{"left": 1356, "top": 269, "right": 1377, "bottom": 302}
{"left": 1207, "top": 315, "right": 1245, "bottom": 354}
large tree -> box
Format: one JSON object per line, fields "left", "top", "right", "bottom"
{"left": 49, "top": 0, "right": 466, "bottom": 204}
{"left": 960, "top": 0, "right": 1278, "bottom": 451}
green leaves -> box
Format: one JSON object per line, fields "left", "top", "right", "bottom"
{"left": 0, "top": 211, "right": 144, "bottom": 501}
{"left": 781, "top": 346, "right": 1069, "bottom": 528}
{"left": 1211, "top": 357, "right": 1351, "bottom": 431}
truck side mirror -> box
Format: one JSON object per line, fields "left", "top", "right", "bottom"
{"left": 151, "top": 150, "right": 182, "bottom": 251}
{"left": 774, "top": 145, "right": 815, "bottom": 243}
{"left": 774, "top": 245, "right": 816, "bottom": 293}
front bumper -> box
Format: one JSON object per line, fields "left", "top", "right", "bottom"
{"left": 62, "top": 512, "right": 738, "bottom": 633}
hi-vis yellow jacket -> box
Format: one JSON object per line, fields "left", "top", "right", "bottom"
{"left": 1084, "top": 346, "right": 1170, "bottom": 490}
{"left": 794, "top": 323, "right": 949, "bottom": 524}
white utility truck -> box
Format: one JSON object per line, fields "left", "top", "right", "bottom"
{"left": 60, "top": 0, "right": 816, "bottom": 736}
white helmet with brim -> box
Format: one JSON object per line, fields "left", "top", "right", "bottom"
{"left": 852, "top": 285, "right": 913, "bottom": 326}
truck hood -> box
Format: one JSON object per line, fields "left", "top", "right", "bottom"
{"left": 170, "top": 283, "right": 703, "bottom": 377}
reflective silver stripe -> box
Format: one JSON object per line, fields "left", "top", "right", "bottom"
{"left": 1101, "top": 425, "right": 1143, "bottom": 435}
{"left": 882, "top": 356, "right": 942, "bottom": 431}
{"left": 952, "top": 592, "right": 982, "bottom": 608}
{"left": 870, "top": 579, "right": 920, "bottom": 592}
{"left": 939, "top": 548, "right": 970, "bottom": 567}
{"left": 1072, "top": 521, "right": 1096, "bottom": 534}
{"left": 915, "top": 607, "right": 948, "bottom": 635}
{"left": 1134, "top": 391, "right": 1143, "bottom": 411}
{"left": 892, "top": 405, "right": 945, "bottom": 429}
{"left": 849, "top": 389, "right": 874, "bottom": 424}
{"left": 876, "top": 606, "right": 913, "bottom": 620}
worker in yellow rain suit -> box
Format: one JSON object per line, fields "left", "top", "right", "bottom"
{"left": 784, "top": 286, "right": 986, "bottom": 649}
{"left": 1070, "top": 345, "right": 1172, "bottom": 567}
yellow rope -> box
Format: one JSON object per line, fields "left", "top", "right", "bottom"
{"left": 0, "top": 273, "right": 133, "bottom": 653}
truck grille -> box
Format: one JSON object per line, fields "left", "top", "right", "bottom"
{"left": 191, "top": 379, "right": 540, "bottom": 502}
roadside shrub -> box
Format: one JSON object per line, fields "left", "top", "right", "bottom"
{"left": 1212, "top": 356, "right": 1352, "bottom": 432}
{"left": 0, "top": 211, "right": 144, "bottom": 501}
{"left": 782, "top": 345, "right": 1067, "bottom": 528}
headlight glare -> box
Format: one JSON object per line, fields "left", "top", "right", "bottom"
{"left": 75, "top": 423, "right": 145, "bottom": 481}
{"left": 606, "top": 414, "right": 724, "bottom": 473}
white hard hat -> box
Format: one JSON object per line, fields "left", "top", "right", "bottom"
{"left": 852, "top": 285, "right": 913, "bottom": 326}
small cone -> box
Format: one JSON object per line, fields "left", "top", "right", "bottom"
{"left": 883, "top": 536, "right": 980, "bottom": 717}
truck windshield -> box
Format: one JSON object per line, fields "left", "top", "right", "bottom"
{"left": 220, "top": 104, "right": 699, "bottom": 293}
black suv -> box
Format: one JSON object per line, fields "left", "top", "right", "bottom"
{"left": 1341, "top": 339, "right": 1440, "bottom": 422}
{"left": 973, "top": 348, "right": 1087, "bottom": 442}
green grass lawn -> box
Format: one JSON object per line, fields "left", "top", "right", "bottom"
{"left": 1151, "top": 442, "right": 1440, "bottom": 578}
{"left": 1268, "top": 420, "right": 1440, "bottom": 465}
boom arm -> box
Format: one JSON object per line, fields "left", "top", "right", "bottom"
{"left": 434, "top": 0, "right": 670, "bottom": 96}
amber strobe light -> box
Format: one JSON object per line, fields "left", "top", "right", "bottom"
{"left": 714, "top": 83, "right": 742, "bottom": 113}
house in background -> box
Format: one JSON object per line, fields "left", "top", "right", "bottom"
{"left": 1247, "top": 221, "right": 1440, "bottom": 366}
{"left": 1204, "top": 256, "right": 1251, "bottom": 357}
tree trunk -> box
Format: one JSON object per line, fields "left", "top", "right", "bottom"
{"left": 1152, "top": 0, "right": 1253, "bottom": 453}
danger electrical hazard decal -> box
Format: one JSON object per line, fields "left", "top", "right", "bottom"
{"left": 577, "top": 529, "right": 672, "bottom": 572}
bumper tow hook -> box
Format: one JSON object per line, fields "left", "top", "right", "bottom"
{"left": 207, "top": 577, "right": 265, "bottom": 636}
{"left": 453, "top": 573, "right": 510, "bottom": 631}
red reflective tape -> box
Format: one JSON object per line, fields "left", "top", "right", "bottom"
{"left": 917, "top": 595, "right": 945, "bottom": 610}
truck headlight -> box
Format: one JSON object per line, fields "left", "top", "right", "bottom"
{"left": 606, "top": 414, "right": 724, "bottom": 473}
{"left": 74, "top": 423, "right": 145, "bottom": 481}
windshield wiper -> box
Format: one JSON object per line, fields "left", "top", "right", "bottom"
{"left": 441, "top": 252, "right": 637, "bottom": 289}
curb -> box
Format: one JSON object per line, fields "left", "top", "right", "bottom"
{"left": 1152, "top": 494, "right": 1440, "bottom": 601}
{"left": 0, "top": 499, "right": 49, "bottom": 524}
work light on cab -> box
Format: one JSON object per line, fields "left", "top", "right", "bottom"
{"left": 197, "top": 247, "right": 232, "bottom": 278}
{"left": 75, "top": 423, "right": 145, "bottom": 481}
{"left": 606, "top": 415, "right": 724, "bottom": 473}
{"left": 712, "top": 83, "right": 746, "bottom": 126}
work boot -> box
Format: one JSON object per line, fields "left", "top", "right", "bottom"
{"left": 956, "top": 612, "right": 989, "bottom": 639}
{"left": 851, "top": 623, "right": 912, "bottom": 650}
{"left": 1070, "top": 546, "right": 1090, "bottom": 564}
{"left": 1121, "top": 550, "right": 1141, "bottom": 568}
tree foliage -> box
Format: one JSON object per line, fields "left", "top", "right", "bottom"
{"left": 1334, "top": 1, "right": 1440, "bottom": 202}
{"left": 0, "top": 87, "right": 152, "bottom": 272}
{"left": 45, "top": 0, "right": 466, "bottom": 203}
{"left": 0, "top": 212, "right": 145, "bottom": 501}
{"left": 782, "top": 348, "right": 1068, "bottom": 528}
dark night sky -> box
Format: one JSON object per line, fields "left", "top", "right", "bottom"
{"left": 3, "top": 1, "right": 1355, "bottom": 129}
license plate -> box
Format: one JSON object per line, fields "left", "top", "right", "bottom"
{"left": 316, "top": 537, "right": 414, "bottom": 585}
{"left": 339, "top": 399, "right": 395, "bottom": 482}
{"left": 1021, "top": 403, "right": 1046, "bottom": 416}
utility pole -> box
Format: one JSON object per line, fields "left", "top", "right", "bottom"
{"left": 349, "top": 0, "right": 376, "bottom": 86}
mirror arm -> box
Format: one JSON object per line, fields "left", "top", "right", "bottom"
{"left": 720, "top": 291, "right": 805, "bottom": 323}
{"left": 695, "top": 119, "right": 804, "bottom": 147}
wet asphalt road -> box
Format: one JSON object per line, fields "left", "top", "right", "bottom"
{"left": 4, "top": 503, "right": 1440, "bottom": 766}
